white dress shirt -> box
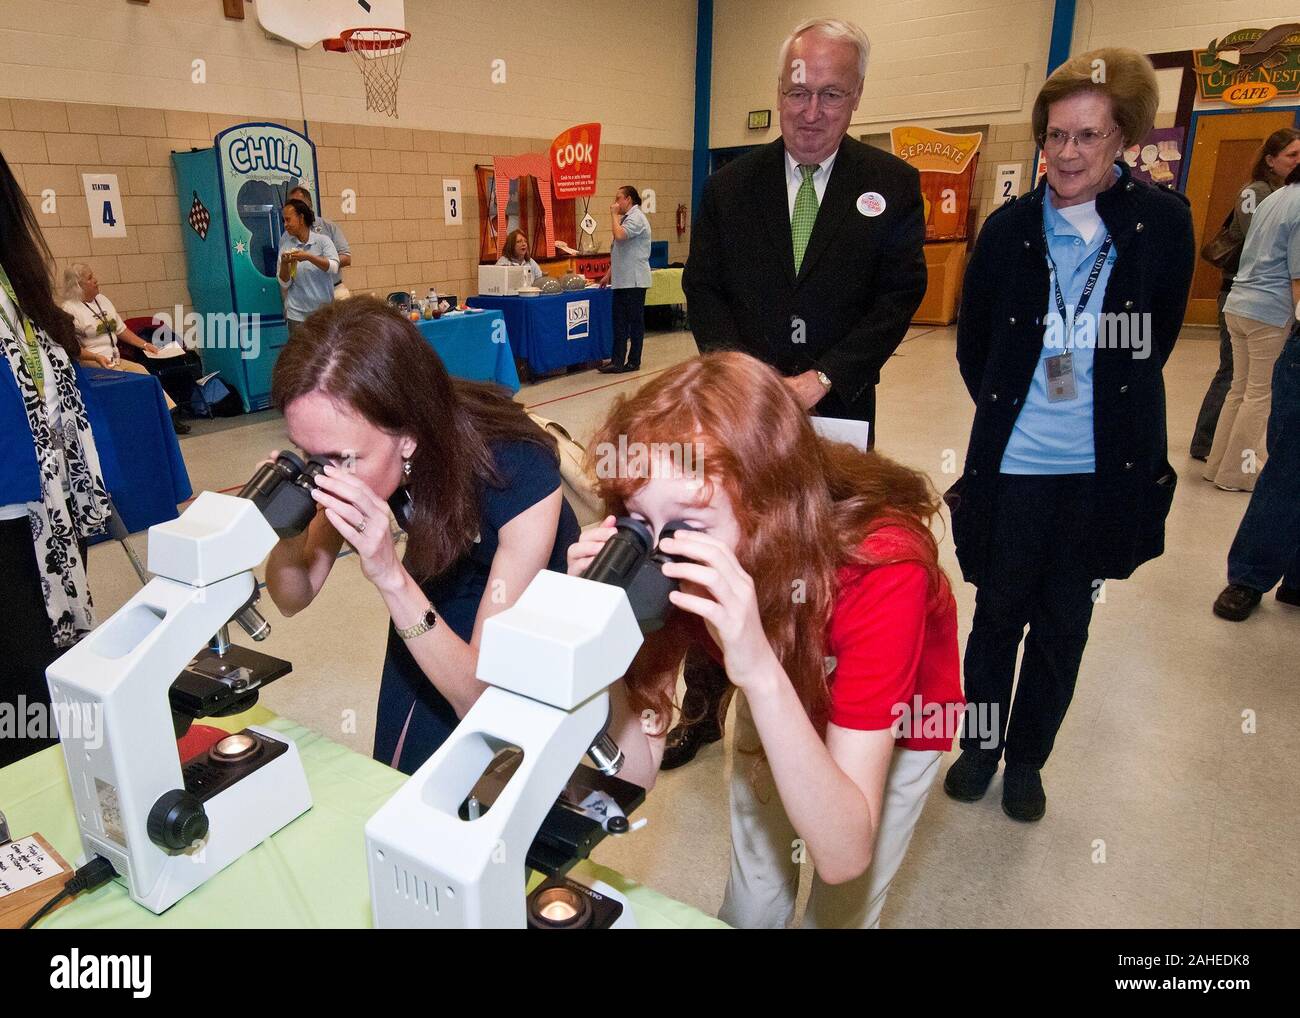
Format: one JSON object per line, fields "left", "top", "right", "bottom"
{"left": 785, "top": 147, "right": 838, "bottom": 220}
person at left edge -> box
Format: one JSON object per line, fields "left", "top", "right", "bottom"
{"left": 264, "top": 297, "right": 580, "bottom": 774}
{"left": 278, "top": 198, "right": 339, "bottom": 338}
{"left": 0, "top": 147, "right": 110, "bottom": 767}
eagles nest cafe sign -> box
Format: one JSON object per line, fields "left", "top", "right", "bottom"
{"left": 1194, "top": 24, "right": 1300, "bottom": 107}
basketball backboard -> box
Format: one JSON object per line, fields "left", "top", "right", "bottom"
{"left": 256, "top": 0, "right": 405, "bottom": 49}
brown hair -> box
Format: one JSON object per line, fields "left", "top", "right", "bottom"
{"left": 0, "top": 149, "right": 78, "bottom": 359}
{"left": 1251, "top": 128, "right": 1300, "bottom": 185}
{"left": 271, "top": 296, "right": 557, "bottom": 580}
{"left": 1033, "top": 47, "right": 1158, "bottom": 148}
{"left": 501, "top": 229, "right": 528, "bottom": 262}
{"left": 588, "top": 352, "right": 950, "bottom": 735}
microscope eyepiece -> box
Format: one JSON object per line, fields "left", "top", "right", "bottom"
{"left": 580, "top": 517, "right": 653, "bottom": 588}
{"left": 581, "top": 517, "right": 698, "bottom": 633}
{"left": 240, "top": 451, "right": 331, "bottom": 539}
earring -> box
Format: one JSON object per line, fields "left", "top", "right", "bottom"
{"left": 402, "top": 458, "right": 412, "bottom": 478}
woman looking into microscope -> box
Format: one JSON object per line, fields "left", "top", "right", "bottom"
{"left": 264, "top": 297, "right": 579, "bottom": 774}
{"left": 567, "top": 352, "right": 963, "bottom": 929}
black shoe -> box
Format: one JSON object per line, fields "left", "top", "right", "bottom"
{"left": 1276, "top": 586, "right": 1300, "bottom": 607}
{"left": 943, "top": 749, "right": 999, "bottom": 802}
{"left": 1189, "top": 452, "right": 1208, "bottom": 462}
{"left": 1213, "top": 583, "right": 1263, "bottom": 621}
{"left": 659, "top": 719, "right": 723, "bottom": 770}
{"left": 623, "top": 363, "right": 640, "bottom": 372}
{"left": 597, "top": 362, "right": 625, "bottom": 374}
{"left": 1001, "top": 765, "right": 1046, "bottom": 822}
{"left": 171, "top": 410, "right": 191, "bottom": 435}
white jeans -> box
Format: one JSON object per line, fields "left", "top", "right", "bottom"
{"left": 1205, "top": 312, "right": 1290, "bottom": 490}
{"left": 718, "top": 694, "right": 941, "bottom": 929}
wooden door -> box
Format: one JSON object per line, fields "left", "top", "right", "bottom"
{"left": 1184, "top": 109, "right": 1297, "bottom": 325}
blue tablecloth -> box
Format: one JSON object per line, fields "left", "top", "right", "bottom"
{"left": 415, "top": 310, "right": 520, "bottom": 393}
{"left": 468, "top": 290, "right": 612, "bottom": 375}
{"left": 82, "top": 368, "right": 192, "bottom": 538}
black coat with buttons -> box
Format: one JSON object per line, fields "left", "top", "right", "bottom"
{"left": 946, "top": 162, "right": 1195, "bottom": 585}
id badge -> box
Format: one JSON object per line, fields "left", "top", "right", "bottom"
{"left": 1045, "top": 351, "right": 1077, "bottom": 402}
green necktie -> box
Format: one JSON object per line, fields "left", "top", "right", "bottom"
{"left": 791, "top": 163, "right": 820, "bottom": 273}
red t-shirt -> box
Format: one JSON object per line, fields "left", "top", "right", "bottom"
{"left": 826, "top": 525, "right": 964, "bottom": 751}
{"left": 684, "top": 525, "right": 964, "bottom": 750}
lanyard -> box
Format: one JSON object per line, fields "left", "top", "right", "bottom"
{"left": 1042, "top": 223, "right": 1112, "bottom": 340}
{"left": 83, "top": 297, "right": 119, "bottom": 358}
{"left": 0, "top": 263, "right": 43, "bottom": 391}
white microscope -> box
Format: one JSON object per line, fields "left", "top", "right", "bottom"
{"left": 366, "top": 518, "right": 693, "bottom": 929}
{"left": 45, "top": 453, "right": 327, "bottom": 914}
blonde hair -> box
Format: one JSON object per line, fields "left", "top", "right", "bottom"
{"left": 1033, "top": 47, "right": 1158, "bottom": 148}
{"left": 60, "top": 263, "right": 91, "bottom": 303}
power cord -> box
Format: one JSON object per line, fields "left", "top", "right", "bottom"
{"left": 21, "top": 856, "right": 117, "bottom": 929}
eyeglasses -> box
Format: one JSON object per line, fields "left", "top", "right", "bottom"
{"left": 1041, "top": 126, "right": 1119, "bottom": 151}
{"left": 781, "top": 87, "right": 853, "bottom": 110}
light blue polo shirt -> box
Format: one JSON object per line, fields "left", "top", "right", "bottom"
{"left": 611, "top": 205, "right": 652, "bottom": 289}
{"left": 1224, "top": 183, "right": 1300, "bottom": 328}
{"left": 278, "top": 230, "right": 339, "bottom": 322}
{"left": 1001, "top": 187, "right": 1118, "bottom": 475}
{"left": 315, "top": 216, "right": 351, "bottom": 286}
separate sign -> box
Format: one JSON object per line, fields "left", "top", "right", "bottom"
{"left": 443, "top": 179, "right": 463, "bottom": 225}
{"left": 889, "top": 126, "right": 982, "bottom": 174}
{"left": 82, "top": 173, "right": 126, "bottom": 238}
{"left": 566, "top": 299, "right": 590, "bottom": 341}
{"left": 890, "top": 126, "right": 983, "bottom": 242}
{"left": 994, "top": 164, "right": 1022, "bottom": 204}
{"left": 551, "top": 123, "right": 601, "bottom": 199}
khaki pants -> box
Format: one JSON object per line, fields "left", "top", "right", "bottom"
{"left": 718, "top": 694, "right": 941, "bottom": 929}
{"left": 109, "top": 358, "right": 176, "bottom": 411}
{"left": 1204, "top": 312, "right": 1289, "bottom": 490}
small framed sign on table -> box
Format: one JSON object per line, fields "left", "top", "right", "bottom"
{"left": 747, "top": 109, "right": 771, "bottom": 130}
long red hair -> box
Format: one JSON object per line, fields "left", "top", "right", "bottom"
{"left": 588, "top": 352, "right": 950, "bottom": 736}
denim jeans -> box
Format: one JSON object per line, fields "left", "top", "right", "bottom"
{"left": 1227, "top": 324, "right": 1300, "bottom": 592}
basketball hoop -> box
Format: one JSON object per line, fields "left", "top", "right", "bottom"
{"left": 325, "top": 28, "right": 410, "bottom": 118}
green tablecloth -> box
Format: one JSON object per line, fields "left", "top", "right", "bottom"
{"left": 645, "top": 267, "right": 686, "bottom": 307}
{"left": 0, "top": 708, "right": 724, "bottom": 929}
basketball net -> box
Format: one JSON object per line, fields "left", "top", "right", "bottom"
{"left": 329, "top": 28, "right": 410, "bottom": 118}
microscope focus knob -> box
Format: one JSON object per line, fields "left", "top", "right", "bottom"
{"left": 147, "top": 789, "right": 209, "bottom": 852}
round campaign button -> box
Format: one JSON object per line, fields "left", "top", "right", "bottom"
{"left": 857, "top": 191, "right": 886, "bottom": 217}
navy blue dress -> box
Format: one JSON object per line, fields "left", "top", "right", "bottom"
{"left": 374, "top": 439, "right": 580, "bottom": 774}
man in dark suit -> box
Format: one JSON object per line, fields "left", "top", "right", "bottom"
{"left": 665, "top": 17, "right": 927, "bottom": 769}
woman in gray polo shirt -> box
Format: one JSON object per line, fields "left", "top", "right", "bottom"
{"left": 598, "top": 185, "right": 652, "bottom": 373}
{"left": 278, "top": 198, "right": 339, "bottom": 336}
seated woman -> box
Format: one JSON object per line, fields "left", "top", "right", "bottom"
{"left": 265, "top": 296, "right": 580, "bottom": 774}
{"left": 60, "top": 263, "right": 189, "bottom": 433}
{"left": 495, "top": 229, "right": 543, "bottom": 285}
{"left": 568, "top": 352, "right": 963, "bottom": 929}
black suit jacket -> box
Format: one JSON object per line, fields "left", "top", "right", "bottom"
{"left": 683, "top": 136, "right": 926, "bottom": 422}
{"left": 948, "top": 162, "right": 1194, "bottom": 584}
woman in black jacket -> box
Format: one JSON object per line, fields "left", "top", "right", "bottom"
{"left": 943, "top": 48, "right": 1194, "bottom": 821}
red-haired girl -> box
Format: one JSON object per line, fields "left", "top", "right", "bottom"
{"left": 569, "top": 352, "right": 963, "bottom": 928}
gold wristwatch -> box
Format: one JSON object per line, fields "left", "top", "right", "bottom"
{"left": 396, "top": 603, "right": 437, "bottom": 640}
